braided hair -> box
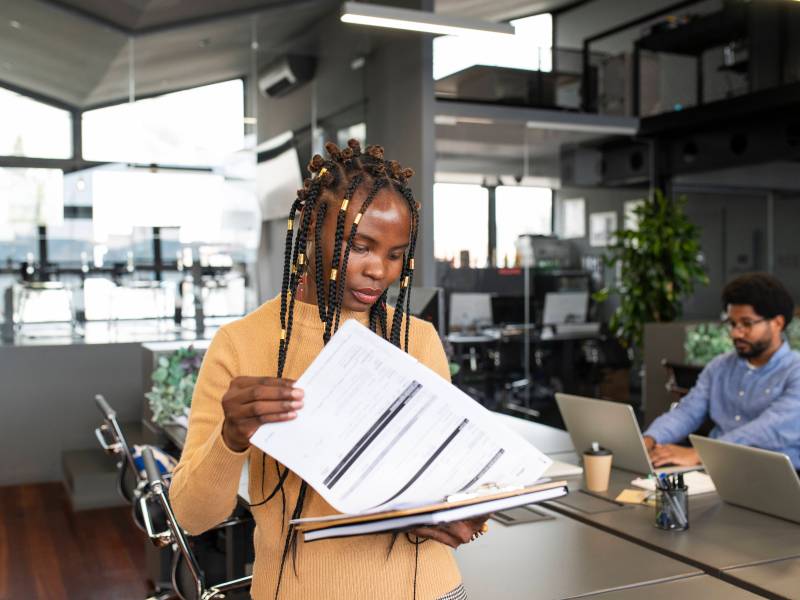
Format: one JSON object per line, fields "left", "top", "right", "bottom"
{"left": 258, "top": 139, "right": 422, "bottom": 598}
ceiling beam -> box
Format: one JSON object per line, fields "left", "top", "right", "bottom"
{"left": 435, "top": 99, "right": 639, "bottom": 135}
{"left": 0, "top": 78, "right": 79, "bottom": 112}
{"left": 550, "top": 0, "right": 596, "bottom": 17}
{"left": 80, "top": 76, "right": 246, "bottom": 112}
{"left": 35, "top": 0, "right": 328, "bottom": 36}
{"left": 36, "top": 0, "right": 132, "bottom": 34}
{"left": 136, "top": 0, "right": 326, "bottom": 35}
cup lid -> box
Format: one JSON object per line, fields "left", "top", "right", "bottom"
{"left": 584, "top": 441, "right": 612, "bottom": 456}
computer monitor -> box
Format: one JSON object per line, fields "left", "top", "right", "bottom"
{"left": 491, "top": 295, "right": 535, "bottom": 325}
{"left": 448, "top": 292, "right": 493, "bottom": 331}
{"left": 542, "top": 291, "right": 588, "bottom": 325}
{"left": 386, "top": 286, "right": 444, "bottom": 337}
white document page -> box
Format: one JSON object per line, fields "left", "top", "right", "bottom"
{"left": 249, "top": 319, "right": 552, "bottom": 514}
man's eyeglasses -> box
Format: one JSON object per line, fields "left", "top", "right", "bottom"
{"left": 721, "top": 318, "right": 768, "bottom": 332}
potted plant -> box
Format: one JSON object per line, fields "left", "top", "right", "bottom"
{"left": 145, "top": 346, "right": 203, "bottom": 426}
{"left": 685, "top": 319, "right": 800, "bottom": 366}
{"left": 595, "top": 190, "right": 709, "bottom": 351}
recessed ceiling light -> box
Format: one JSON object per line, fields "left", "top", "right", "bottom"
{"left": 10, "top": 20, "right": 21, "bottom": 29}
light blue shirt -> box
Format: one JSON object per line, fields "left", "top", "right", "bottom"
{"left": 644, "top": 341, "right": 800, "bottom": 469}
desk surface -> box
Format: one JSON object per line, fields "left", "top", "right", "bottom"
{"left": 725, "top": 556, "right": 800, "bottom": 599}
{"left": 580, "top": 574, "right": 763, "bottom": 599}
{"left": 456, "top": 504, "right": 700, "bottom": 600}
{"left": 548, "top": 468, "right": 800, "bottom": 573}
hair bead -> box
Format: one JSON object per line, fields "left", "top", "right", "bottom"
{"left": 287, "top": 218, "right": 293, "bottom": 231}
{"left": 298, "top": 254, "right": 305, "bottom": 266}
{"left": 401, "top": 276, "right": 410, "bottom": 288}
{"left": 318, "top": 167, "right": 328, "bottom": 177}
{"left": 280, "top": 329, "right": 286, "bottom": 340}
{"left": 330, "top": 269, "right": 338, "bottom": 281}
{"left": 354, "top": 213, "right": 362, "bottom": 225}
{"left": 340, "top": 199, "right": 349, "bottom": 212}
{"left": 409, "top": 258, "right": 415, "bottom": 270}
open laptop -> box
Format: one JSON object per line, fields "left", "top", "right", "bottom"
{"left": 555, "top": 393, "right": 694, "bottom": 475}
{"left": 690, "top": 434, "right": 800, "bottom": 523}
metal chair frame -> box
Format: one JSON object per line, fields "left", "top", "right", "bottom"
{"left": 140, "top": 448, "right": 253, "bottom": 600}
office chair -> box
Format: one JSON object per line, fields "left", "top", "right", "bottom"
{"left": 94, "top": 394, "right": 174, "bottom": 599}
{"left": 662, "top": 360, "right": 702, "bottom": 399}
{"left": 94, "top": 394, "right": 169, "bottom": 532}
{"left": 140, "top": 447, "right": 253, "bottom": 600}
{"left": 661, "top": 361, "right": 713, "bottom": 437}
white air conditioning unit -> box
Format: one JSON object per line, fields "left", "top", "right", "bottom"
{"left": 258, "top": 55, "right": 316, "bottom": 98}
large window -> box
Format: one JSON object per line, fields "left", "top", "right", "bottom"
{"left": 0, "top": 88, "right": 72, "bottom": 158}
{"left": 82, "top": 80, "right": 245, "bottom": 167}
{"left": 0, "top": 167, "right": 63, "bottom": 264}
{"left": 495, "top": 186, "right": 552, "bottom": 267}
{"left": 434, "top": 183, "right": 489, "bottom": 268}
{"left": 433, "top": 13, "right": 553, "bottom": 80}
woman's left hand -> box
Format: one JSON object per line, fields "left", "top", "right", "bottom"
{"left": 409, "top": 517, "right": 488, "bottom": 548}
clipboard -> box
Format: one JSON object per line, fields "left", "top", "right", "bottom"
{"left": 292, "top": 480, "right": 569, "bottom": 541}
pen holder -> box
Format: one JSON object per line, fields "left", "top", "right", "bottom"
{"left": 654, "top": 487, "right": 689, "bottom": 531}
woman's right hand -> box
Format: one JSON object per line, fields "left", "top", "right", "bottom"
{"left": 221, "top": 376, "right": 304, "bottom": 452}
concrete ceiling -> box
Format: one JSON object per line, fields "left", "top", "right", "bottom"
{"left": 435, "top": 0, "right": 583, "bottom": 22}
{"left": 0, "top": 0, "right": 579, "bottom": 109}
{"left": 0, "top": 0, "right": 338, "bottom": 108}
{"left": 42, "top": 0, "right": 302, "bottom": 33}
{"left": 0, "top": 0, "right": 606, "bottom": 181}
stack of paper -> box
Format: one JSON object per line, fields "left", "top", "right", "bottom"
{"left": 249, "top": 320, "right": 565, "bottom": 541}
{"left": 631, "top": 471, "right": 716, "bottom": 496}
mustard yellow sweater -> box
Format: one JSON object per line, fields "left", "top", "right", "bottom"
{"left": 170, "top": 296, "right": 462, "bottom": 599}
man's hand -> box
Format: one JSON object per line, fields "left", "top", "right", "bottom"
{"left": 648, "top": 443, "right": 701, "bottom": 467}
{"left": 643, "top": 435, "right": 656, "bottom": 452}
{"left": 409, "top": 517, "right": 488, "bottom": 549}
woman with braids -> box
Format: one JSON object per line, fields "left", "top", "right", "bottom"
{"left": 169, "top": 140, "right": 486, "bottom": 600}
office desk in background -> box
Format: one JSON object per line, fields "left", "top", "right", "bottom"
{"left": 580, "top": 575, "right": 763, "bottom": 599}
{"left": 161, "top": 413, "right": 797, "bottom": 599}
{"left": 456, "top": 504, "right": 702, "bottom": 600}
{"left": 725, "top": 556, "right": 800, "bottom": 599}
{"left": 547, "top": 467, "right": 800, "bottom": 597}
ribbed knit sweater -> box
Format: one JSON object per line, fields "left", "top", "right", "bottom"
{"left": 169, "top": 296, "right": 463, "bottom": 599}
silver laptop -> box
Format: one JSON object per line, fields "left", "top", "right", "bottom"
{"left": 690, "top": 434, "right": 800, "bottom": 523}
{"left": 555, "top": 393, "right": 691, "bottom": 475}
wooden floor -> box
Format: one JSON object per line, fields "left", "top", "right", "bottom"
{"left": 0, "top": 483, "right": 149, "bottom": 600}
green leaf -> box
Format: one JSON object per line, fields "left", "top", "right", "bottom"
{"left": 595, "top": 189, "right": 708, "bottom": 350}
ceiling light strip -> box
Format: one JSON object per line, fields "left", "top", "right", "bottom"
{"left": 340, "top": 2, "right": 515, "bottom": 37}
